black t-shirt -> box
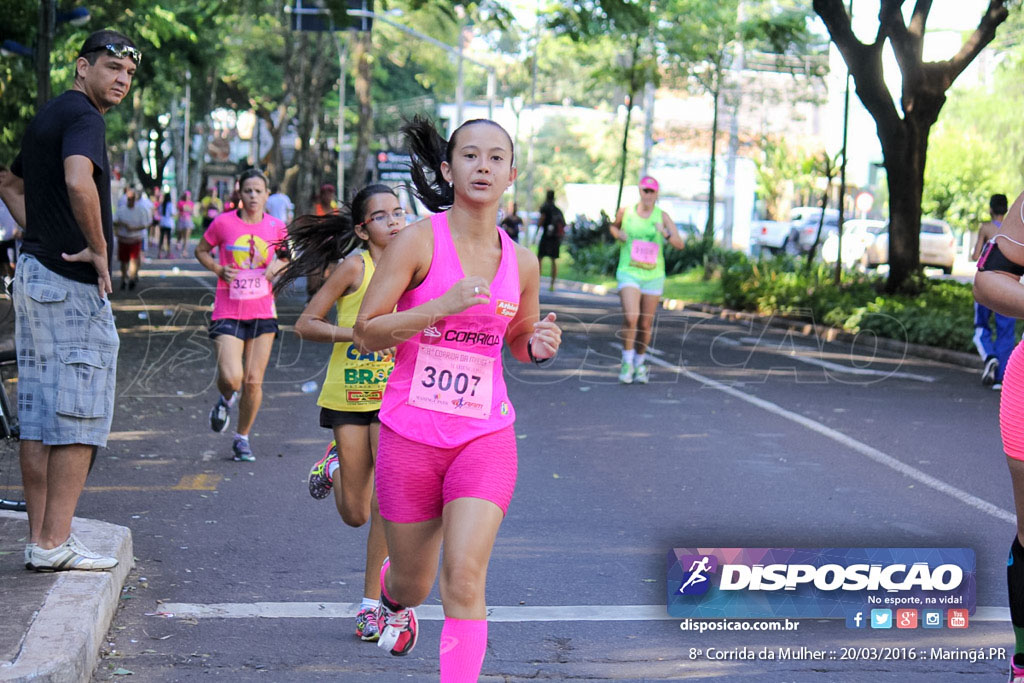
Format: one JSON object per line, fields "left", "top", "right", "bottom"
{"left": 500, "top": 215, "right": 522, "bottom": 240}
{"left": 12, "top": 90, "right": 112, "bottom": 284}
{"left": 539, "top": 202, "right": 564, "bottom": 241}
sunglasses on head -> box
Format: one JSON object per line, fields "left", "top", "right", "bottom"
{"left": 82, "top": 44, "right": 142, "bottom": 66}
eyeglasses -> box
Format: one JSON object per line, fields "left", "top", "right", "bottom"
{"left": 82, "top": 44, "right": 142, "bottom": 66}
{"left": 361, "top": 209, "right": 405, "bottom": 227}
{"left": 641, "top": 188, "right": 657, "bottom": 194}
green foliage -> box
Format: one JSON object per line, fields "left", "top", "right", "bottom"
{"left": 720, "top": 253, "right": 977, "bottom": 351}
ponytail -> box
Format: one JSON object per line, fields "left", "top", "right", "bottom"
{"left": 402, "top": 115, "right": 516, "bottom": 214}
{"left": 272, "top": 184, "right": 398, "bottom": 295}
{"left": 402, "top": 115, "right": 453, "bottom": 213}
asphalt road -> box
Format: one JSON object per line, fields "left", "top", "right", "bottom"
{"left": 82, "top": 257, "right": 1015, "bottom": 681}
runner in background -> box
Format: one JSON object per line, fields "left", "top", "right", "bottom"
{"left": 273, "top": 184, "right": 405, "bottom": 642}
{"left": 175, "top": 190, "right": 195, "bottom": 258}
{"left": 609, "top": 175, "right": 686, "bottom": 384}
{"left": 195, "top": 169, "right": 288, "bottom": 462}
{"left": 972, "top": 193, "right": 1013, "bottom": 390}
{"left": 156, "top": 192, "right": 175, "bottom": 259}
{"left": 354, "top": 116, "right": 561, "bottom": 681}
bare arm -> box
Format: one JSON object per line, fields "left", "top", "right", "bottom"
{"left": 354, "top": 220, "right": 492, "bottom": 353}
{"left": 503, "top": 245, "right": 561, "bottom": 363}
{"left": 195, "top": 235, "right": 237, "bottom": 283}
{"left": 0, "top": 173, "right": 26, "bottom": 228}
{"left": 975, "top": 270, "right": 1024, "bottom": 318}
{"left": 62, "top": 155, "right": 111, "bottom": 296}
{"left": 972, "top": 222, "right": 995, "bottom": 261}
{"left": 609, "top": 208, "right": 627, "bottom": 242}
{"left": 295, "top": 256, "right": 362, "bottom": 343}
{"left": 661, "top": 210, "right": 686, "bottom": 250}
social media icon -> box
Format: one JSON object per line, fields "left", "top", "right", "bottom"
{"left": 870, "top": 609, "right": 892, "bottom": 629}
{"left": 948, "top": 609, "right": 969, "bottom": 629}
{"left": 846, "top": 611, "right": 866, "bottom": 629}
{"left": 922, "top": 610, "right": 943, "bottom": 628}
{"left": 896, "top": 609, "right": 918, "bottom": 629}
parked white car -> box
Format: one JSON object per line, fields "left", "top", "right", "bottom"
{"left": 863, "top": 217, "right": 956, "bottom": 274}
{"left": 820, "top": 219, "right": 886, "bottom": 267}
{"left": 750, "top": 220, "right": 792, "bottom": 253}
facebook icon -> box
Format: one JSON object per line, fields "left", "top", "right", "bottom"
{"left": 846, "top": 611, "right": 866, "bottom": 629}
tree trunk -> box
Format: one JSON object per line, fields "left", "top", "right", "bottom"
{"left": 348, "top": 30, "right": 374, "bottom": 194}
{"left": 614, "top": 37, "right": 643, "bottom": 215}
{"left": 704, "top": 79, "right": 720, "bottom": 249}
{"left": 882, "top": 117, "right": 929, "bottom": 292}
{"left": 293, "top": 32, "right": 332, "bottom": 215}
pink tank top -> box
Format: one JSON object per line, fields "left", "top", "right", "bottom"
{"left": 379, "top": 211, "right": 521, "bottom": 448}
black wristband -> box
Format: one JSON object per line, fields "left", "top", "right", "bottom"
{"left": 528, "top": 338, "right": 553, "bottom": 366}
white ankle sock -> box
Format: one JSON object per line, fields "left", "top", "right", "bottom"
{"left": 328, "top": 460, "right": 340, "bottom": 480}
{"left": 361, "top": 597, "right": 379, "bottom": 611}
{"left": 622, "top": 349, "right": 635, "bottom": 365}
{"left": 234, "top": 432, "right": 248, "bottom": 442}
{"left": 635, "top": 353, "right": 646, "bottom": 367}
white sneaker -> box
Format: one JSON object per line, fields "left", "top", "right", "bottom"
{"left": 31, "top": 534, "right": 118, "bottom": 571}
{"left": 982, "top": 356, "right": 999, "bottom": 386}
{"left": 634, "top": 364, "right": 650, "bottom": 384}
{"left": 618, "top": 362, "right": 634, "bottom": 384}
{"left": 25, "top": 543, "right": 36, "bottom": 570}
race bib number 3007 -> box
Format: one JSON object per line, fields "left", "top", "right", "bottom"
{"left": 408, "top": 345, "right": 493, "bottom": 419}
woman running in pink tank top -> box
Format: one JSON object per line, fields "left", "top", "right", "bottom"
{"left": 354, "top": 116, "right": 561, "bottom": 681}
{"left": 974, "top": 189, "right": 1024, "bottom": 682}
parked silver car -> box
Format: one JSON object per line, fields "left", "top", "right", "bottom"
{"left": 863, "top": 217, "right": 956, "bottom": 274}
{"left": 820, "top": 219, "right": 886, "bottom": 267}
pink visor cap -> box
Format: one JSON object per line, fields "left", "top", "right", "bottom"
{"left": 639, "top": 176, "right": 659, "bottom": 191}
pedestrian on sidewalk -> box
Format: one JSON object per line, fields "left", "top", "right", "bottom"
{"left": 971, "top": 188, "right": 1024, "bottom": 683}
{"left": 609, "top": 175, "right": 687, "bottom": 384}
{"left": 195, "top": 168, "right": 289, "bottom": 462}
{"left": 0, "top": 30, "right": 140, "bottom": 571}
{"left": 353, "top": 116, "right": 561, "bottom": 681}
{"left": 972, "top": 193, "right": 1015, "bottom": 390}
{"left": 275, "top": 184, "right": 406, "bottom": 643}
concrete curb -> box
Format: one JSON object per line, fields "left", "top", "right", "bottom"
{"left": 0, "top": 512, "right": 134, "bottom": 683}
{"left": 555, "top": 279, "right": 982, "bottom": 370}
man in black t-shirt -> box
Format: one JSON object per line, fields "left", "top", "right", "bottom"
{"left": 0, "top": 30, "right": 140, "bottom": 572}
{"left": 537, "top": 189, "right": 565, "bottom": 291}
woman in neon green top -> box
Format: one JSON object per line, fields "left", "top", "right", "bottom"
{"left": 609, "top": 175, "right": 687, "bottom": 384}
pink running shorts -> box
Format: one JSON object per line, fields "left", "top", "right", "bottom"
{"left": 375, "top": 424, "right": 518, "bottom": 523}
{"left": 1001, "top": 341, "right": 1024, "bottom": 461}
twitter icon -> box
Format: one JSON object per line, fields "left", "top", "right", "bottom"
{"left": 871, "top": 609, "right": 892, "bottom": 629}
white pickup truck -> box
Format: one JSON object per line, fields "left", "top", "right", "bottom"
{"left": 750, "top": 207, "right": 831, "bottom": 256}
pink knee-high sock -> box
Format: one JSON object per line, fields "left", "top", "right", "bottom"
{"left": 440, "top": 617, "right": 487, "bottom": 682}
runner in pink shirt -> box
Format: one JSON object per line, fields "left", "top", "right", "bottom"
{"left": 354, "top": 117, "right": 561, "bottom": 681}
{"left": 195, "top": 168, "right": 288, "bottom": 461}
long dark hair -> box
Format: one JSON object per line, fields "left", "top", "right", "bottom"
{"left": 402, "top": 115, "right": 514, "bottom": 213}
{"left": 273, "top": 184, "right": 398, "bottom": 294}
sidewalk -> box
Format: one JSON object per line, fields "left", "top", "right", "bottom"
{"left": 0, "top": 512, "right": 133, "bottom": 683}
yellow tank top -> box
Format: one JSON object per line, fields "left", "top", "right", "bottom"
{"left": 317, "top": 251, "right": 394, "bottom": 411}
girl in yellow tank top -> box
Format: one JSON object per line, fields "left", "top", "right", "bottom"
{"left": 273, "top": 184, "right": 407, "bottom": 642}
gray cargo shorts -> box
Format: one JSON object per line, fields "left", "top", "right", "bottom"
{"left": 14, "top": 254, "right": 119, "bottom": 447}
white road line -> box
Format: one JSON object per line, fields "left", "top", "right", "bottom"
{"left": 734, "top": 336, "right": 935, "bottom": 383}
{"left": 638, "top": 351, "right": 1015, "bottom": 525}
{"left": 156, "top": 602, "right": 1011, "bottom": 622}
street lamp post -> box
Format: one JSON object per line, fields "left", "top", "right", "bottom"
{"left": 35, "top": 0, "right": 57, "bottom": 111}
{"left": 33, "top": 2, "right": 91, "bottom": 111}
